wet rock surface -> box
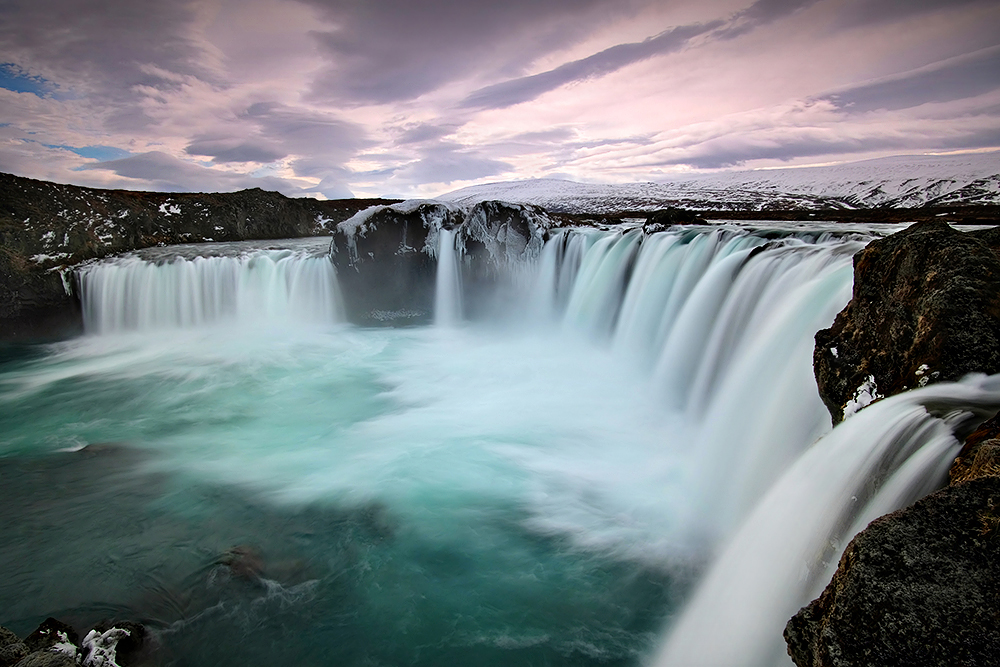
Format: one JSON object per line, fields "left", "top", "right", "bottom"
{"left": 814, "top": 221, "right": 1000, "bottom": 424}
{"left": 785, "top": 476, "right": 1000, "bottom": 667}
{"left": 330, "top": 200, "right": 552, "bottom": 324}
{"left": 330, "top": 202, "right": 458, "bottom": 324}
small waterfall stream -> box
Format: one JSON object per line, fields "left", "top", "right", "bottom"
{"left": 434, "top": 228, "right": 464, "bottom": 326}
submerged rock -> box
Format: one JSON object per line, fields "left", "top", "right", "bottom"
{"left": 785, "top": 476, "right": 1000, "bottom": 667}
{"left": 814, "top": 221, "right": 1000, "bottom": 424}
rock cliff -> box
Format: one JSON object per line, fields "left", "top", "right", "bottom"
{"left": 814, "top": 221, "right": 1000, "bottom": 424}
{"left": 330, "top": 199, "right": 554, "bottom": 324}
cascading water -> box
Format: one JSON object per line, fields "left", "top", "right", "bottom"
{"left": 77, "top": 241, "right": 342, "bottom": 333}
{"left": 2, "top": 222, "right": 995, "bottom": 667}
{"left": 434, "top": 227, "right": 463, "bottom": 326}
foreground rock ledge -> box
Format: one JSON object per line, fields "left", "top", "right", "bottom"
{"left": 785, "top": 476, "right": 1000, "bottom": 667}
{"left": 814, "top": 220, "right": 1000, "bottom": 424}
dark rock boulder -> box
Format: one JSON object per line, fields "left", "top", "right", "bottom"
{"left": 329, "top": 200, "right": 554, "bottom": 324}
{"left": 785, "top": 476, "right": 1000, "bottom": 667}
{"left": 13, "top": 652, "right": 76, "bottom": 667}
{"left": 814, "top": 220, "right": 1000, "bottom": 424}
{"left": 86, "top": 621, "right": 146, "bottom": 666}
{"left": 952, "top": 411, "right": 1000, "bottom": 484}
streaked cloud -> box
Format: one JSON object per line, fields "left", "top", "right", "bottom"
{"left": 0, "top": 0, "right": 996, "bottom": 197}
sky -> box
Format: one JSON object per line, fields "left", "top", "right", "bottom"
{"left": 0, "top": 0, "right": 998, "bottom": 199}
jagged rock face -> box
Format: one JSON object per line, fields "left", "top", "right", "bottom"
{"left": 330, "top": 200, "right": 553, "bottom": 324}
{"left": 331, "top": 202, "right": 462, "bottom": 324}
{"left": 0, "top": 172, "right": 395, "bottom": 339}
{"left": 814, "top": 221, "right": 1000, "bottom": 424}
{"left": 785, "top": 476, "right": 1000, "bottom": 667}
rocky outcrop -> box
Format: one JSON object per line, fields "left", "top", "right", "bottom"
{"left": 814, "top": 221, "right": 1000, "bottom": 424}
{"left": 641, "top": 207, "right": 708, "bottom": 234}
{"left": 785, "top": 476, "right": 1000, "bottom": 667}
{"left": 331, "top": 201, "right": 461, "bottom": 324}
{"left": 951, "top": 412, "right": 1000, "bottom": 484}
{"left": 330, "top": 200, "right": 553, "bottom": 324}
{"left": 0, "top": 172, "right": 396, "bottom": 340}
{"left": 0, "top": 618, "right": 145, "bottom": 667}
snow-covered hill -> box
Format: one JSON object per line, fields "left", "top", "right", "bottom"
{"left": 440, "top": 152, "right": 1000, "bottom": 213}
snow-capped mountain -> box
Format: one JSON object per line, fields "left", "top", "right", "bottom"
{"left": 440, "top": 152, "right": 1000, "bottom": 213}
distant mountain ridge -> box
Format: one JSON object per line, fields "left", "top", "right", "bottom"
{"left": 441, "top": 151, "right": 1000, "bottom": 213}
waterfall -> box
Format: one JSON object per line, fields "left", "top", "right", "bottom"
{"left": 77, "top": 248, "right": 343, "bottom": 333}
{"left": 434, "top": 227, "right": 463, "bottom": 326}
{"left": 526, "top": 225, "right": 1000, "bottom": 666}
{"left": 654, "top": 373, "right": 1000, "bottom": 667}
{"left": 531, "top": 227, "right": 864, "bottom": 542}
{"left": 62, "top": 222, "right": 998, "bottom": 667}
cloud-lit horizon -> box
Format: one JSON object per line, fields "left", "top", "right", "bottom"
{"left": 1, "top": 0, "right": 998, "bottom": 199}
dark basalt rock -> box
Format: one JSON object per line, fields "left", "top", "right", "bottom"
{"left": 13, "top": 652, "right": 76, "bottom": 667}
{"left": 329, "top": 200, "right": 553, "bottom": 324}
{"left": 814, "top": 220, "right": 1000, "bottom": 424}
{"left": 785, "top": 476, "right": 1000, "bottom": 667}
{"left": 87, "top": 621, "right": 146, "bottom": 666}
{"left": 642, "top": 208, "right": 707, "bottom": 234}
{"left": 330, "top": 202, "right": 460, "bottom": 324}
{"left": 952, "top": 411, "right": 1000, "bottom": 484}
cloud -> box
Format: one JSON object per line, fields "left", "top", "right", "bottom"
{"left": 185, "top": 138, "right": 288, "bottom": 163}
{"left": 460, "top": 21, "right": 722, "bottom": 110}
{"left": 459, "top": 0, "right": 830, "bottom": 110}
{"left": 626, "top": 94, "right": 1000, "bottom": 169}
{"left": 300, "top": 0, "right": 653, "bottom": 104}
{"left": 833, "top": 0, "right": 995, "bottom": 29}
{"left": 821, "top": 46, "right": 1000, "bottom": 113}
{"left": 241, "top": 102, "right": 369, "bottom": 164}
{"left": 385, "top": 143, "right": 514, "bottom": 186}
{"left": 394, "top": 123, "right": 458, "bottom": 145}
{"left": 79, "top": 151, "right": 313, "bottom": 194}
{"left": 0, "top": 0, "right": 216, "bottom": 110}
